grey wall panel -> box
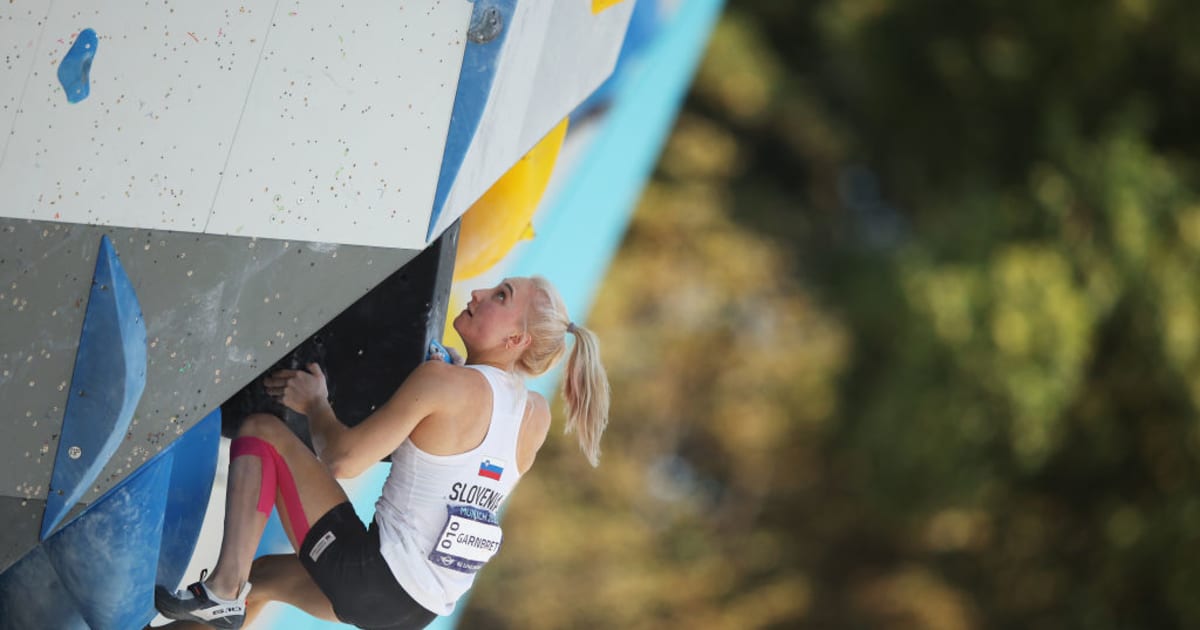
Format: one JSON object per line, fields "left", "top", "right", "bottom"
{"left": 0, "top": 497, "right": 43, "bottom": 575}
{"left": 0, "top": 218, "right": 418, "bottom": 570}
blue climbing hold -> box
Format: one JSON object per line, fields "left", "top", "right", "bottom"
{"left": 0, "top": 546, "right": 89, "bottom": 629}
{"left": 57, "top": 28, "right": 98, "bottom": 104}
{"left": 157, "top": 409, "right": 222, "bottom": 589}
{"left": 43, "top": 453, "right": 173, "bottom": 630}
{"left": 427, "top": 339, "right": 454, "bottom": 364}
{"left": 41, "top": 235, "right": 148, "bottom": 540}
{"left": 0, "top": 408, "right": 222, "bottom": 629}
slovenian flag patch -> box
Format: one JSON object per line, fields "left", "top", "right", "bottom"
{"left": 478, "top": 459, "right": 504, "bottom": 481}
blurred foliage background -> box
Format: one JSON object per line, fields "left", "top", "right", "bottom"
{"left": 461, "top": 1, "right": 1200, "bottom": 628}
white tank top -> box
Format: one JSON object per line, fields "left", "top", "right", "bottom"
{"left": 375, "top": 364, "right": 527, "bottom": 615}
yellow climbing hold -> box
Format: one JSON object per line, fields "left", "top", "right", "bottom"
{"left": 453, "top": 117, "right": 568, "bottom": 282}
{"left": 592, "top": 0, "right": 628, "bottom": 14}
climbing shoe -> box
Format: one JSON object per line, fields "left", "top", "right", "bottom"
{"left": 154, "top": 569, "right": 251, "bottom": 629}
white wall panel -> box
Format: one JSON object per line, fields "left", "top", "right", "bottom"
{"left": 523, "top": 0, "right": 634, "bottom": 146}
{"left": 1, "top": 1, "right": 628, "bottom": 250}
{"left": 206, "top": 1, "right": 470, "bottom": 249}
{"left": 0, "top": 1, "right": 275, "bottom": 231}
{"left": 430, "top": 0, "right": 633, "bottom": 238}
{"left": 0, "top": 2, "right": 51, "bottom": 163}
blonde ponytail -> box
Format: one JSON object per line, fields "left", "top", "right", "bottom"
{"left": 519, "top": 276, "right": 612, "bottom": 466}
{"left": 562, "top": 322, "right": 609, "bottom": 466}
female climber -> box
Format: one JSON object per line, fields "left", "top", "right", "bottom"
{"left": 151, "top": 276, "right": 610, "bottom": 629}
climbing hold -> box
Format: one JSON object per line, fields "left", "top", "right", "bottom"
{"left": 468, "top": 6, "right": 504, "bottom": 44}
{"left": 41, "top": 235, "right": 148, "bottom": 539}
{"left": 158, "top": 409, "right": 222, "bottom": 589}
{"left": 427, "top": 340, "right": 454, "bottom": 364}
{"left": 592, "top": 0, "right": 628, "bottom": 14}
{"left": 453, "top": 118, "right": 568, "bottom": 282}
{"left": 57, "top": 28, "right": 99, "bottom": 104}
{"left": 43, "top": 453, "right": 172, "bottom": 630}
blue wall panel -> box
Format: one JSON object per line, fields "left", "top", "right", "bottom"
{"left": 426, "top": 0, "right": 517, "bottom": 240}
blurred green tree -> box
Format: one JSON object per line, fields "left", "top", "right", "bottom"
{"left": 461, "top": 1, "right": 1200, "bottom": 628}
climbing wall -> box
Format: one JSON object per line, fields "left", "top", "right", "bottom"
{"left": 0, "top": 0, "right": 633, "bottom": 250}
{"left": 0, "top": 0, "right": 469, "bottom": 249}
{"left": 0, "top": 1, "right": 637, "bottom": 625}
{"left": 426, "top": 0, "right": 635, "bottom": 239}
{"left": 0, "top": 222, "right": 419, "bottom": 574}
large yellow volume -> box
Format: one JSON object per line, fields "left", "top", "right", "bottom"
{"left": 453, "top": 117, "right": 569, "bottom": 282}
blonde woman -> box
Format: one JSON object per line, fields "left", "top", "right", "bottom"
{"left": 152, "top": 276, "right": 610, "bottom": 629}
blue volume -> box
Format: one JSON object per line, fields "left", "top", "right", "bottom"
{"left": 0, "top": 409, "right": 222, "bottom": 629}
{"left": 41, "top": 235, "right": 148, "bottom": 539}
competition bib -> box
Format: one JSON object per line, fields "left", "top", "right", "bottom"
{"left": 428, "top": 505, "right": 503, "bottom": 573}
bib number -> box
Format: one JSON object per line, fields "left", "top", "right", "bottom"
{"left": 429, "top": 505, "right": 503, "bottom": 573}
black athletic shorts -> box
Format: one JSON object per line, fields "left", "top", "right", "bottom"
{"left": 299, "top": 502, "right": 438, "bottom": 630}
